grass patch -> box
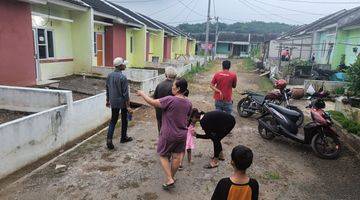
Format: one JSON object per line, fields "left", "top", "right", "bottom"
{"left": 182, "top": 61, "right": 214, "bottom": 82}
{"left": 240, "top": 58, "right": 255, "bottom": 72}
{"left": 328, "top": 110, "right": 360, "bottom": 136}
{"left": 258, "top": 77, "right": 274, "bottom": 93}
{"left": 264, "top": 171, "right": 280, "bottom": 180}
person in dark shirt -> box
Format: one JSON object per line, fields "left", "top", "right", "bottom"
{"left": 106, "top": 57, "right": 133, "bottom": 150}
{"left": 153, "top": 67, "right": 177, "bottom": 133}
{"left": 191, "top": 110, "right": 236, "bottom": 168}
{"left": 212, "top": 145, "right": 259, "bottom": 200}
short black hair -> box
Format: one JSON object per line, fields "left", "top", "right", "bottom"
{"left": 222, "top": 60, "right": 231, "bottom": 69}
{"left": 231, "top": 145, "right": 253, "bottom": 171}
{"left": 175, "top": 77, "right": 188, "bottom": 94}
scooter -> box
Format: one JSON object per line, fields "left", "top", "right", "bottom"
{"left": 237, "top": 79, "right": 304, "bottom": 126}
{"left": 257, "top": 99, "right": 341, "bottom": 159}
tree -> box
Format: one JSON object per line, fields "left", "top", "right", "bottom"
{"left": 347, "top": 55, "right": 360, "bottom": 96}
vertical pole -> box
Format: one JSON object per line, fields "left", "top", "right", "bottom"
{"left": 299, "top": 38, "right": 303, "bottom": 60}
{"left": 213, "top": 17, "right": 219, "bottom": 60}
{"left": 278, "top": 43, "right": 282, "bottom": 69}
{"left": 204, "top": 0, "right": 211, "bottom": 66}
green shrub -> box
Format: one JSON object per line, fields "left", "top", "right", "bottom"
{"left": 328, "top": 110, "right": 360, "bottom": 136}
{"left": 347, "top": 55, "right": 360, "bottom": 96}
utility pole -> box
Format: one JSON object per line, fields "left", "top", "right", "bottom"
{"left": 213, "top": 16, "right": 219, "bottom": 60}
{"left": 204, "top": 0, "right": 211, "bottom": 66}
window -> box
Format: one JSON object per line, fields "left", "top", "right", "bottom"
{"left": 228, "top": 44, "right": 231, "bottom": 51}
{"left": 36, "top": 28, "right": 54, "bottom": 59}
{"left": 130, "top": 36, "right": 133, "bottom": 53}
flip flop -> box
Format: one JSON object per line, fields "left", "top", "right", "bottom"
{"left": 203, "top": 163, "right": 219, "bottom": 169}
{"left": 162, "top": 182, "right": 175, "bottom": 190}
{"left": 211, "top": 157, "right": 225, "bottom": 161}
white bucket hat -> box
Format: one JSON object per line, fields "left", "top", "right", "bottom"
{"left": 113, "top": 57, "right": 128, "bottom": 67}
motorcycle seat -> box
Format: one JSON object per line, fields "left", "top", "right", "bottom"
{"left": 268, "top": 103, "right": 301, "bottom": 122}
{"left": 252, "top": 94, "right": 266, "bottom": 104}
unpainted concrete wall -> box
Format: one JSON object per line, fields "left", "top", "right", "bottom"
{"left": 91, "top": 67, "right": 158, "bottom": 81}
{"left": 0, "top": 93, "right": 110, "bottom": 179}
{"left": 304, "top": 80, "right": 348, "bottom": 94}
{"left": 0, "top": 86, "right": 72, "bottom": 112}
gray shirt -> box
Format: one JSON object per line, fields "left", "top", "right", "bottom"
{"left": 106, "top": 69, "right": 129, "bottom": 109}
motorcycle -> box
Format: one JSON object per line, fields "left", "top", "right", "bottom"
{"left": 237, "top": 79, "right": 304, "bottom": 126}
{"left": 257, "top": 99, "right": 341, "bottom": 159}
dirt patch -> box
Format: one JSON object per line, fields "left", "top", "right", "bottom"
{"left": 0, "top": 109, "right": 34, "bottom": 124}
{"left": 137, "top": 192, "right": 159, "bottom": 200}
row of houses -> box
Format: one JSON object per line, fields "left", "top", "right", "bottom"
{"left": 0, "top": 0, "right": 196, "bottom": 86}
{"left": 193, "top": 32, "right": 278, "bottom": 58}
{"left": 265, "top": 6, "right": 360, "bottom": 69}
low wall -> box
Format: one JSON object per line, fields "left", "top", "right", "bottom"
{"left": 91, "top": 66, "right": 158, "bottom": 81}
{"left": 0, "top": 93, "right": 111, "bottom": 179}
{"left": 0, "top": 85, "right": 72, "bottom": 112}
{"left": 335, "top": 97, "right": 360, "bottom": 122}
{"left": 304, "top": 80, "right": 348, "bottom": 94}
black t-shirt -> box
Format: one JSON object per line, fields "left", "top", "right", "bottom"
{"left": 212, "top": 178, "right": 259, "bottom": 200}
{"left": 153, "top": 79, "right": 173, "bottom": 99}
{"left": 200, "top": 111, "right": 236, "bottom": 134}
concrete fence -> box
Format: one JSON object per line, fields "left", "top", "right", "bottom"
{"left": 303, "top": 80, "right": 348, "bottom": 94}
{"left": 91, "top": 66, "right": 159, "bottom": 81}
{"left": 0, "top": 85, "right": 73, "bottom": 112}
{"left": 0, "top": 92, "right": 111, "bottom": 179}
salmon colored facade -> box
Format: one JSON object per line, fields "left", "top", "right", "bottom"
{"left": 146, "top": 33, "right": 150, "bottom": 62}
{"left": 105, "top": 24, "right": 127, "bottom": 66}
{"left": 0, "top": 0, "right": 36, "bottom": 86}
{"left": 163, "top": 37, "right": 172, "bottom": 61}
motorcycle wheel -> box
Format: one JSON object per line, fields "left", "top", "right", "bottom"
{"left": 237, "top": 97, "right": 254, "bottom": 117}
{"left": 258, "top": 116, "right": 276, "bottom": 140}
{"left": 286, "top": 106, "right": 304, "bottom": 127}
{"left": 311, "top": 132, "right": 341, "bottom": 159}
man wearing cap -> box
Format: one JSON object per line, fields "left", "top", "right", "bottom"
{"left": 106, "top": 57, "right": 133, "bottom": 149}
{"left": 153, "top": 66, "right": 177, "bottom": 133}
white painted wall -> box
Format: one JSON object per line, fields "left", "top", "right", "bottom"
{"left": 0, "top": 93, "right": 111, "bottom": 179}
{"left": 91, "top": 67, "right": 158, "bottom": 81}
{"left": 0, "top": 85, "right": 72, "bottom": 112}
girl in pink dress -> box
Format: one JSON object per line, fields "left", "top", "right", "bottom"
{"left": 185, "top": 122, "right": 196, "bottom": 163}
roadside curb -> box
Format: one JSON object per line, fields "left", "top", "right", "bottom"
{"left": 332, "top": 120, "right": 360, "bottom": 160}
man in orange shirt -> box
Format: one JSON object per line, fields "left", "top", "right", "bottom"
{"left": 210, "top": 60, "right": 237, "bottom": 114}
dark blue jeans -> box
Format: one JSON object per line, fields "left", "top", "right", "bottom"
{"left": 215, "top": 100, "right": 233, "bottom": 114}
{"left": 107, "top": 108, "right": 128, "bottom": 142}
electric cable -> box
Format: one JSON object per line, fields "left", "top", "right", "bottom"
{"left": 275, "top": 0, "right": 360, "bottom": 4}
{"left": 252, "top": 0, "right": 324, "bottom": 16}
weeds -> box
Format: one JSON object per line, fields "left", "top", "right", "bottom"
{"left": 259, "top": 77, "right": 274, "bottom": 93}
{"left": 328, "top": 110, "right": 360, "bottom": 136}
{"left": 182, "top": 61, "right": 213, "bottom": 82}
{"left": 241, "top": 58, "right": 255, "bottom": 72}
{"left": 264, "top": 171, "right": 280, "bottom": 180}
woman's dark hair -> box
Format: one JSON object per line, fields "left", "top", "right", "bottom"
{"left": 175, "top": 77, "right": 188, "bottom": 95}
{"left": 188, "top": 108, "right": 205, "bottom": 126}
{"left": 231, "top": 145, "right": 253, "bottom": 171}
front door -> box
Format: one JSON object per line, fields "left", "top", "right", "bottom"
{"left": 96, "top": 33, "right": 104, "bottom": 66}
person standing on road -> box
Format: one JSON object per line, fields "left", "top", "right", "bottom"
{"left": 137, "top": 78, "right": 192, "bottom": 190}
{"left": 210, "top": 60, "right": 237, "bottom": 114}
{"left": 106, "top": 57, "right": 133, "bottom": 150}
{"left": 191, "top": 109, "right": 236, "bottom": 168}
{"left": 153, "top": 67, "right": 177, "bottom": 133}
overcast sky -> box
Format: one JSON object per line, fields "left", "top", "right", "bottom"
{"left": 107, "top": 0, "right": 360, "bottom": 26}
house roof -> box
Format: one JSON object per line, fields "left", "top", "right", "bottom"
{"left": 107, "top": 1, "right": 161, "bottom": 30}
{"left": 279, "top": 6, "right": 360, "bottom": 39}
{"left": 62, "top": 0, "right": 90, "bottom": 7}
{"left": 192, "top": 32, "right": 277, "bottom": 43}
{"left": 137, "top": 14, "right": 178, "bottom": 36}
{"left": 80, "top": 0, "right": 141, "bottom": 26}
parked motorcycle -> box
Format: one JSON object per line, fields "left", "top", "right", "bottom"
{"left": 257, "top": 99, "right": 341, "bottom": 159}
{"left": 237, "top": 79, "right": 304, "bottom": 126}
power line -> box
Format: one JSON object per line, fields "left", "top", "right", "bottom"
{"left": 147, "top": 0, "right": 182, "bottom": 16}
{"left": 252, "top": 0, "right": 324, "bottom": 16}
{"left": 184, "top": 0, "right": 200, "bottom": 23}
{"left": 240, "top": 0, "right": 303, "bottom": 24}
{"left": 237, "top": 0, "right": 278, "bottom": 22}
{"left": 166, "top": 19, "right": 205, "bottom": 24}
{"left": 176, "top": 0, "right": 206, "bottom": 17}
{"left": 275, "top": 0, "right": 360, "bottom": 4}
{"left": 168, "top": 0, "right": 196, "bottom": 22}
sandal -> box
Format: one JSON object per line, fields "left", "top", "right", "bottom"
{"left": 211, "top": 157, "right": 225, "bottom": 161}
{"left": 203, "top": 163, "right": 219, "bottom": 169}
{"left": 162, "top": 182, "right": 175, "bottom": 190}
{"left": 178, "top": 165, "right": 183, "bottom": 171}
